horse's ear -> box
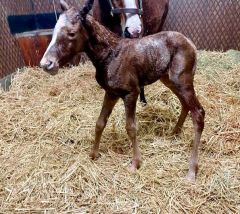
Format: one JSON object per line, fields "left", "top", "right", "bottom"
{"left": 80, "top": 0, "right": 94, "bottom": 20}
{"left": 60, "top": 0, "right": 69, "bottom": 11}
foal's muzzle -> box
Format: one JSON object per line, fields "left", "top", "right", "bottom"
{"left": 40, "top": 59, "right": 59, "bottom": 75}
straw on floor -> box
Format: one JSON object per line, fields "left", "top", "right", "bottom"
{"left": 0, "top": 50, "right": 239, "bottom": 213}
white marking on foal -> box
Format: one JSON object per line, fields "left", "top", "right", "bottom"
{"left": 123, "top": 0, "right": 142, "bottom": 35}
{"left": 40, "top": 14, "right": 67, "bottom": 65}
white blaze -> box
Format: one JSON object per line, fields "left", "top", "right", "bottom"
{"left": 40, "top": 14, "right": 67, "bottom": 66}
{"left": 123, "top": 0, "right": 142, "bottom": 35}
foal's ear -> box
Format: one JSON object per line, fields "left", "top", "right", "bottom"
{"left": 80, "top": 0, "right": 94, "bottom": 20}
{"left": 60, "top": 0, "right": 69, "bottom": 11}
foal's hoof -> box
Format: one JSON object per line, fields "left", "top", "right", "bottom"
{"left": 186, "top": 171, "right": 196, "bottom": 183}
{"left": 89, "top": 151, "right": 100, "bottom": 160}
{"left": 172, "top": 127, "right": 182, "bottom": 135}
{"left": 128, "top": 159, "right": 142, "bottom": 173}
{"left": 128, "top": 164, "right": 137, "bottom": 173}
{"left": 140, "top": 100, "right": 147, "bottom": 106}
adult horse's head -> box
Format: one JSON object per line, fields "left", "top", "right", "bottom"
{"left": 109, "top": 0, "right": 143, "bottom": 38}
{"left": 40, "top": 0, "right": 91, "bottom": 74}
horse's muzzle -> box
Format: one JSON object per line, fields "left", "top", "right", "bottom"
{"left": 124, "top": 27, "right": 141, "bottom": 39}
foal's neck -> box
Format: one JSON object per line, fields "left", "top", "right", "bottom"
{"left": 84, "top": 16, "right": 120, "bottom": 69}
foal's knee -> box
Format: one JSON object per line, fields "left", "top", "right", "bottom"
{"left": 95, "top": 119, "right": 106, "bottom": 133}
{"left": 126, "top": 122, "right": 137, "bottom": 137}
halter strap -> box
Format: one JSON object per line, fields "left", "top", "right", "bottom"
{"left": 112, "top": 8, "right": 143, "bottom": 15}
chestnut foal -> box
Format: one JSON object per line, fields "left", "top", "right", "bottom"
{"left": 40, "top": 0, "right": 205, "bottom": 182}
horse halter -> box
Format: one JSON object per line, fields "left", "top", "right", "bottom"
{"left": 107, "top": 0, "right": 143, "bottom": 16}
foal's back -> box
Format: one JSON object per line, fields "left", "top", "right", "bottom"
{"left": 114, "top": 31, "right": 197, "bottom": 86}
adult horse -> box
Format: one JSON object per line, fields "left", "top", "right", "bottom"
{"left": 92, "top": 0, "right": 169, "bottom": 103}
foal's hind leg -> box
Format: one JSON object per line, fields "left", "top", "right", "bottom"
{"left": 179, "top": 85, "right": 205, "bottom": 182}
{"left": 182, "top": 87, "right": 205, "bottom": 182}
{"left": 161, "top": 52, "right": 205, "bottom": 181}
{"left": 90, "top": 92, "right": 118, "bottom": 160}
{"left": 162, "top": 74, "right": 205, "bottom": 181}
{"left": 123, "top": 92, "right": 142, "bottom": 172}
{"left": 160, "top": 75, "right": 189, "bottom": 134}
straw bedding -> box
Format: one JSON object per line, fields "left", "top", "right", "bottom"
{"left": 0, "top": 50, "right": 239, "bottom": 213}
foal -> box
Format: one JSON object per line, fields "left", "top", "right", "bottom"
{"left": 93, "top": 0, "right": 169, "bottom": 104}
{"left": 40, "top": 0, "right": 205, "bottom": 182}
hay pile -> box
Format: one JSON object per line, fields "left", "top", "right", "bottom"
{"left": 0, "top": 50, "right": 239, "bottom": 213}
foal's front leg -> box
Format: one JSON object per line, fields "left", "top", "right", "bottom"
{"left": 123, "top": 92, "right": 142, "bottom": 172}
{"left": 90, "top": 92, "right": 118, "bottom": 159}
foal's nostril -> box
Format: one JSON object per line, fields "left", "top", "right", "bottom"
{"left": 40, "top": 59, "right": 54, "bottom": 71}
{"left": 46, "top": 61, "right": 52, "bottom": 67}
{"left": 46, "top": 60, "right": 54, "bottom": 70}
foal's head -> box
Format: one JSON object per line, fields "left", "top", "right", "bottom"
{"left": 40, "top": 0, "right": 88, "bottom": 73}
{"left": 111, "top": 0, "right": 143, "bottom": 38}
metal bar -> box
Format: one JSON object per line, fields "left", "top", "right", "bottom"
{"left": 112, "top": 8, "right": 143, "bottom": 15}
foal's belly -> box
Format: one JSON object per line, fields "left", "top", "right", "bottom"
{"left": 141, "top": 70, "right": 165, "bottom": 86}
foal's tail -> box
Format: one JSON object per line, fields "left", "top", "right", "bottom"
{"left": 186, "top": 37, "right": 197, "bottom": 76}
